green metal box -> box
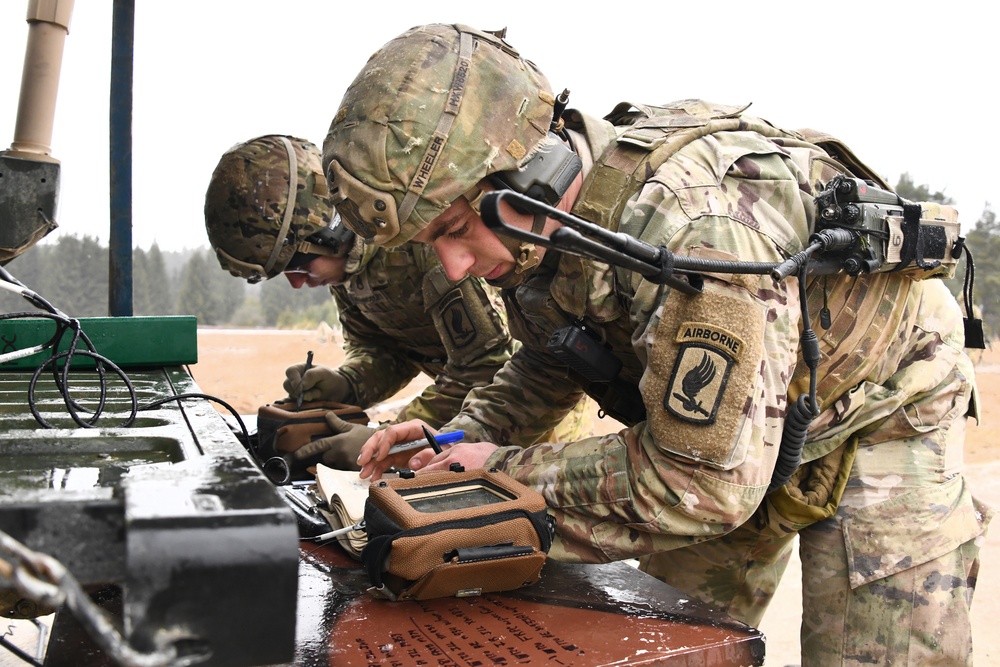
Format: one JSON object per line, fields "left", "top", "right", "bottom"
{"left": 0, "top": 315, "right": 197, "bottom": 368}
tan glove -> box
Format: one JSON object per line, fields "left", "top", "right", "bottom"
{"left": 283, "top": 364, "right": 351, "bottom": 404}
{"left": 291, "top": 412, "right": 376, "bottom": 471}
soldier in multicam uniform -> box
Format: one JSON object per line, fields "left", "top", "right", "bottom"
{"left": 205, "top": 135, "right": 597, "bottom": 470}
{"left": 325, "top": 24, "right": 993, "bottom": 666}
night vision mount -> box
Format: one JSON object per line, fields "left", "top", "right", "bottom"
{"left": 490, "top": 89, "right": 583, "bottom": 210}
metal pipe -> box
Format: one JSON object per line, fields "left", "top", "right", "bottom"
{"left": 10, "top": 0, "right": 74, "bottom": 158}
{"left": 108, "top": 0, "right": 134, "bottom": 316}
{"left": 0, "top": 1, "right": 73, "bottom": 262}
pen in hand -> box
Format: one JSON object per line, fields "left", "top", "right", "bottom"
{"left": 295, "top": 350, "right": 314, "bottom": 409}
{"left": 384, "top": 430, "right": 464, "bottom": 456}
{"left": 422, "top": 425, "right": 442, "bottom": 455}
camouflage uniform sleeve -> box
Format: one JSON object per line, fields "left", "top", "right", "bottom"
{"left": 396, "top": 266, "right": 516, "bottom": 426}
{"left": 445, "top": 344, "right": 589, "bottom": 446}
{"left": 484, "top": 131, "right": 818, "bottom": 563}
{"left": 332, "top": 287, "right": 421, "bottom": 407}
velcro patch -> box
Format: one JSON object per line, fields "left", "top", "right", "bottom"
{"left": 675, "top": 322, "right": 745, "bottom": 362}
{"left": 441, "top": 290, "right": 477, "bottom": 349}
{"left": 642, "top": 279, "right": 765, "bottom": 470}
{"left": 666, "top": 323, "right": 745, "bottom": 423}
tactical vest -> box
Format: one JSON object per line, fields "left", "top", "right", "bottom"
{"left": 340, "top": 242, "right": 508, "bottom": 370}
{"left": 565, "top": 99, "right": 928, "bottom": 414}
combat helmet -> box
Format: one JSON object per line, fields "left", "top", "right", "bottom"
{"left": 205, "top": 135, "right": 354, "bottom": 283}
{"left": 323, "top": 24, "right": 558, "bottom": 254}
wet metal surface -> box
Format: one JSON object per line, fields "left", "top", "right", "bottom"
{"left": 0, "top": 366, "right": 764, "bottom": 666}
{"left": 288, "top": 545, "right": 765, "bottom": 666}
{"left": 0, "top": 366, "right": 299, "bottom": 666}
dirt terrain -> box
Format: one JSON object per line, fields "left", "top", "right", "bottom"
{"left": 190, "top": 327, "right": 433, "bottom": 425}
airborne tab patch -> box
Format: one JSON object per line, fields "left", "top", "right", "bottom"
{"left": 674, "top": 322, "right": 745, "bottom": 363}
{"left": 665, "top": 323, "right": 744, "bottom": 425}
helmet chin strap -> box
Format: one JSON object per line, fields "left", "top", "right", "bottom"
{"left": 465, "top": 185, "right": 546, "bottom": 289}
{"left": 488, "top": 211, "right": 546, "bottom": 289}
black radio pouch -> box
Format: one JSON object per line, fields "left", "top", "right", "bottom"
{"left": 546, "top": 323, "right": 622, "bottom": 383}
{"left": 547, "top": 323, "right": 646, "bottom": 424}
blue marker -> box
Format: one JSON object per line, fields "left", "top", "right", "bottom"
{"left": 387, "top": 430, "right": 464, "bottom": 456}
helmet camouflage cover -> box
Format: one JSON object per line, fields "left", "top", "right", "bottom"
{"left": 323, "top": 24, "right": 555, "bottom": 248}
{"left": 204, "top": 135, "right": 337, "bottom": 283}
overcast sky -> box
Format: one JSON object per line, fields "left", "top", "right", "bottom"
{"left": 1, "top": 1, "right": 996, "bottom": 253}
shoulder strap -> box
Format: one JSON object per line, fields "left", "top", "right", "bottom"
{"left": 794, "top": 128, "right": 890, "bottom": 189}
{"left": 572, "top": 99, "right": 890, "bottom": 232}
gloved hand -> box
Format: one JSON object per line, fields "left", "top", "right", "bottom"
{"left": 283, "top": 363, "right": 351, "bottom": 404}
{"left": 291, "top": 412, "right": 376, "bottom": 471}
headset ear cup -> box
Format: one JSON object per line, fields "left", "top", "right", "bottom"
{"left": 490, "top": 133, "right": 581, "bottom": 209}
{"left": 487, "top": 175, "right": 533, "bottom": 215}
{"left": 306, "top": 220, "right": 356, "bottom": 257}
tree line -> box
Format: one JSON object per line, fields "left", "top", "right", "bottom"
{"left": 0, "top": 174, "right": 995, "bottom": 340}
{"left": 893, "top": 175, "right": 998, "bottom": 340}
{"left": 0, "top": 242, "right": 337, "bottom": 329}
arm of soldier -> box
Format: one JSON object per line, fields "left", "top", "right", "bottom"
{"left": 332, "top": 287, "right": 421, "bottom": 407}
{"left": 407, "top": 441, "right": 499, "bottom": 473}
{"left": 444, "top": 344, "right": 589, "bottom": 448}
{"left": 476, "top": 143, "right": 808, "bottom": 562}
{"left": 474, "top": 270, "right": 797, "bottom": 562}
{"left": 392, "top": 352, "right": 511, "bottom": 426}
{"left": 394, "top": 273, "right": 516, "bottom": 425}
{"left": 283, "top": 363, "right": 351, "bottom": 403}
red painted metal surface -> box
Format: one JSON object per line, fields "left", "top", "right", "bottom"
{"left": 289, "top": 544, "right": 765, "bottom": 666}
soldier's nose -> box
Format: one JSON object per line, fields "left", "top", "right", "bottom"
{"left": 284, "top": 273, "right": 308, "bottom": 289}
{"left": 438, "top": 248, "right": 475, "bottom": 281}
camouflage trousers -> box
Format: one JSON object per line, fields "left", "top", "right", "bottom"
{"left": 641, "top": 356, "right": 993, "bottom": 666}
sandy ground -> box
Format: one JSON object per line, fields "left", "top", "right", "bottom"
{"left": 189, "top": 327, "right": 1000, "bottom": 666}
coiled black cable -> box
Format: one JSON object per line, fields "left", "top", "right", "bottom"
{"left": 0, "top": 266, "right": 250, "bottom": 444}
{"left": 767, "top": 265, "right": 821, "bottom": 493}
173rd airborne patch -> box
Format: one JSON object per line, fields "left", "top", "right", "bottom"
{"left": 665, "top": 322, "right": 745, "bottom": 425}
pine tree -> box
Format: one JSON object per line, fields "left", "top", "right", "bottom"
{"left": 894, "top": 173, "right": 954, "bottom": 205}
{"left": 175, "top": 251, "right": 218, "bottom": 324}
{"left": 145, "top": 244, "right": 173, "bottom": 315}
{"left": 0, "top": 247, "right": 45, "bottom": 313}
{"left": 41, "top": 235, "right": 108, "bottom": 316}
{"left": 258, "top": 276, "right": 333, "bottom": 327}
{"left": 961, "top": 204, "right": 999, "bottom": 341}
{"left": 175, "top": 249, "right": 247, "bottom": 325}
{"left": 133, "top": 247, "right": 151, "bottom": 314}
{"left": 133, "top": 243, "right": 173, "bottom": 315}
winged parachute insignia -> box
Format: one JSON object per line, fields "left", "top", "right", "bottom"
{"left": 450, "top": 306, "right": 469, "bottom": 338}
{"left": 664, "top": 341, "right": 733, "bottom": 426}
{"left": 442, "top": 296, "right": 476, "bottom": 348}
{"left": 673, "top": 352, "right": 715, "bottom": 416}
